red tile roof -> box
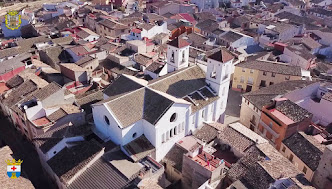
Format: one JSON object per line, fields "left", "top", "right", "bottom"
{"left": 132, "top": 28, "right": 141, "bottom": 34}
{"left": 167, "top": 37, "right": 191, "bottom": 48}
{"left": 208, "top": 48, "right": 234, "bottom": 63}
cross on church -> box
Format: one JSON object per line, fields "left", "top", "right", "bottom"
{"left": 11, "top": 166, "right": 16, "bottom": 171}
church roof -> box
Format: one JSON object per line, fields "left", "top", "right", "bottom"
{"left": 96, "top": 66, "right": 217, "bottom": 127}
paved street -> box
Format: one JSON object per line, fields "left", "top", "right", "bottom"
{"left": 224, "top": 89, "right": 242, "bottom": 124}
{"left": 0, "top": 113, "right": 57, "bottom": 189}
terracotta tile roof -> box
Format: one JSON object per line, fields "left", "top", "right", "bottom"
{"left": 193, "top": 123, "right": 218, "bottom": 143}
{"left": 275, "top": 100, "right": 312, "bottom": 123}
{"left": 47, "top": 139, "right": 102, "bottom": 183}
{"left": 47, "top": 108, "right": 67, "bottom": 122}
{"left": 236, "top": 60, "right": 302, "bottom": 76}
{"left": 322, "top": 92, "right": 332, "bottom": 102}
{"left": 2, "top": 80, "right": 39, "bottom": 107}
{"left": 122, "top": 135, "right": 155, "bottom": 162}
{"left": 218, "top": 125, "right": 254, "bottom": 154}
{"left": 242, "top": 80, "right": 315, "bottom": 110}
{"left": 208, "top": 47, "right": 234, "bottom": 63}
{"left": 283, "top": 132, "right": 324, "bottom": 171}
{"left": 33, "top": 123, "right": 91, "bottom": 153}
{"left": 6, "top": 75, "right": 24, "bottom": 89}
{"left": 149, "top": 66, "right": 206, "bottom": 98}
{"left": 32, "top": 82, "right": 62, "bottom": 101}
{"left": 67, "top": 158, "right": 130, "bottom": 189}
{"left": 167, "top": 37, "right": 191, "bottom": 48}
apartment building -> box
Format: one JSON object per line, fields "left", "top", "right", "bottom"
{"left": 232, "top": 60, "right": 303, "bottom": 92}
{"left": 258, "top": 99, "right": 312, "bottom": 150}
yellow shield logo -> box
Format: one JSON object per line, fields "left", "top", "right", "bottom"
{"left": 5, "top": 11, "right": 22, "bottom": 30}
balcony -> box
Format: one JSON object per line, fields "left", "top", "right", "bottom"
{"left": 247, "top": 80, "right": 254, "bottom": 85}
{"left": 259, "top": 120, "right": 279, "bottom": 138}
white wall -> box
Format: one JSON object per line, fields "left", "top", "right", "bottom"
{"left": 167, "top": 45, "right": 189, "bottom": 73}
{"left": 141, "top": 22, "right": 167, "bottom": 40}
{"left": 92, "top": 104, "right": 123, "bottom": 143}
{"left": 155, "top": 103, "right": 189, "bottom": 161}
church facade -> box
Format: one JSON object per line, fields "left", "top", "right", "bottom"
{"left": 92, "top": 37, "right": 234, "bottom": 161}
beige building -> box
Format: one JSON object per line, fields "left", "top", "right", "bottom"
{"left": 280, "top": 132, "right": 325, "bottom": 182}
{"left": 96, "top": 19, "right": 129, "bottom": 38}
{"left": 232, "top": 60, "right": 302, "bottom": 92}
{"left": 312, "top": 144, "right": 332, "bottom": 189}
{"left": 239, "top": 80, "right": 314, "bottom": 132}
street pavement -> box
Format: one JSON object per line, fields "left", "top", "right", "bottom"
{"left": 0, "top": 113, "right": 57, "bottom": 189}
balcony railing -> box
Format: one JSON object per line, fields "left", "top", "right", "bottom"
{"left": 247, "top": 80, "right": 254, "bottom": 85}
{"left": 259, "top": 120, "right": 280, "bottom": 138}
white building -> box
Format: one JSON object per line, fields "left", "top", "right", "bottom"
{"left": 190, "top": 0, "right": 219, "bottom": 11}
{"left": 91, "top": 38, "right": 234, "bottom": 161}
{"left": 125, "top": 22, "right": 168, "bottom": 41}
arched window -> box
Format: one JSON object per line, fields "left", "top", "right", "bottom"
{"left": 170, "top": 113, "right": 177, "bottom": 122}
{"left": 104, "top": 116, "right": 110, "bottom": 125}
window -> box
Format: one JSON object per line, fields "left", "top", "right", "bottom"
{"left": 211, "top": 103, "right": 214, "bottom": 113}
{"left": 211, "top": 65, "right": 217, "bottom": 79}
{"left": 170, "top": 113, "right": 177, "bottom": 122}
{"left": 289, "top": 154, "right": 294, "bottom": 162}
{"left": 53, "top": 151, "right": 57, "bottom": 154}
{"left": 104, "top": 116, "right": 110, "bottom": 125}
{"left": 162, "top": 133, "right": 166, "bottom": 143}
{"left": 285, "top": 76, "right": 290, "bottom": 80}
{"left": 174, "top": 127, "right": 177, "bottom": 135}
{"left": 182, "top": 122, "right": 185, "bottom": 131}
{"left": 182, "top": 50, "right": 185, "bottom": 64}
{"left": 260, "top": 80, "right": 266, "bottom": 87}
{"left": 171, "top": 51, "right": 174, "bottom": 62}
{"left": 192, "top": 114, "right": 196, "bottom": 125}
{"left": 269, "top": 82, "right": 274, "bottom": 86}
{"left": 263, "top": 71, "right": 267, "bottom": 76}
{"left": 166, "top": 131, "right": 170, "bottom": 140}
{"left": 272, "top": 72, "right": 276, "bottom": 77}
{"left": 240, "top": 76, "right": 244, "bottom": 83}
{"left": 222, "top": 87, "right": 226, "bottom": 96}
{"left": 269, "top": 122, "right": 273, "bottom": 128}
{"left": 242, "top": 68, "right": 245, "bottom": 72}
{"left": 132, "top": 132, "right": 137, "bottom": 138}
{"left": 303, "top": 166, "right": 307, "bottom": 174}
{"left": 202, "top": 109, "right": 205, "bottom": 118}
{"left": 282, "top": 146, "right": 286, "bottom": 152}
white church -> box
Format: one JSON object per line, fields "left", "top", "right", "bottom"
{"left": 91, "top": 37, "right": 234, "bottom": 161}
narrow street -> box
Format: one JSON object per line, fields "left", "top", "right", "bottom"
{"left": 0, "top": 113, "right": 57, "bottom": 189}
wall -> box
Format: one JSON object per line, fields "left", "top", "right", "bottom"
{"left": 181, "top": 154, "right": 212, "bottom": 189}
{"left": 0, "top": 66, "right": 25, "bottom": 82}
{"left": 155, "top": 103, "right": 189, "bottom": 161}
{"left": 239, "top": 97, "right": 261, "bottom": 132}
{"left": 279, "top": 143, "right": 315, "bottom": 181}
{"left": 231, "top": 36, "right": 257, "bottom": 49}
{"left": 121, "top": 120, "right": 144, "bottom": 146}
{"left": 167, "top": 45, "right": 189, "bottom": 73}
{"left": 92, "top": 104, "right": 123, "bottom": 142}
{"left": 281, "top": 48, "right": 311, "bottom": 70}
{"left": 312, "top": 145, "right": 332, "bottom": 189}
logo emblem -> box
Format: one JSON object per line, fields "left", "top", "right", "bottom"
{"left": 5, "top": 11, "right": 21, "bottom": 30}
{"left": 6, "top": 159, "right": 23, "bottom": 179}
